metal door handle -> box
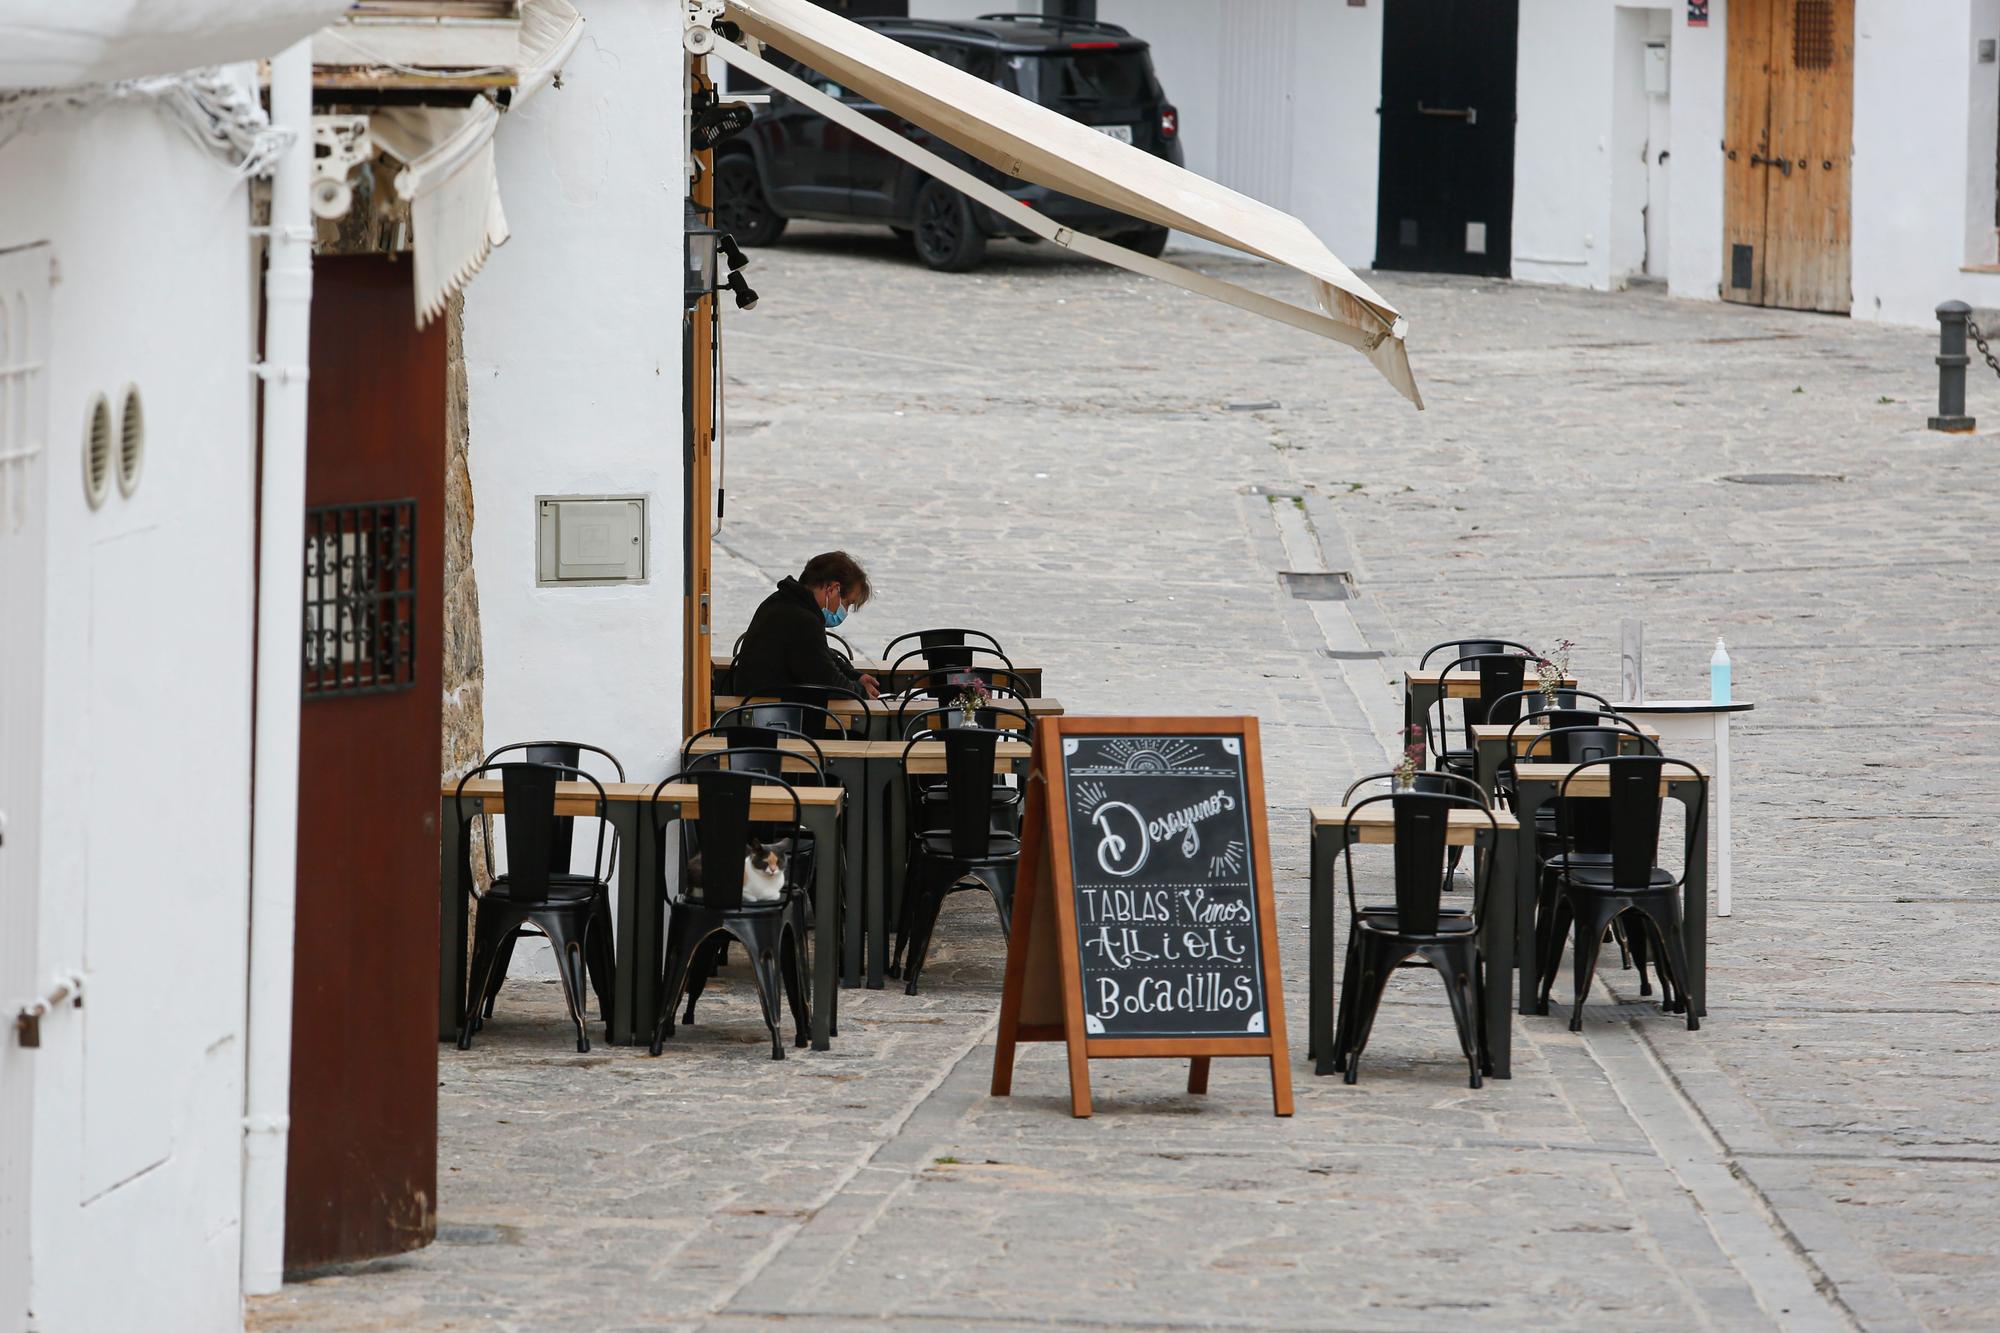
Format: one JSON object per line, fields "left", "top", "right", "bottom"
{"left": 1417, "top": 101, "right": 1478, "bottom": 124}
{"left": 1749, "top": 152, "right": 1792, "bottom": 177}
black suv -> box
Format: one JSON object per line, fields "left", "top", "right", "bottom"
{"left": 715, "top": 12, "right": 1182, "bottom": 271}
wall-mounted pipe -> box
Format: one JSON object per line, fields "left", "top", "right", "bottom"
{"left": 241, "top": 37, "right": 314, "bottom": 1298}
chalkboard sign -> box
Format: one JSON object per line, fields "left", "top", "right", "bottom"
{"left": 1061, "top": 734, "right": 1266, "bottom": 1039}
{"left": 991, "top": 717, "right": 1292, "bottom": 1118}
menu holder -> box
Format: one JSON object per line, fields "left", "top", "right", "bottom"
{"left": 991, "top": 716, "right": 1293, "bottom": 1118}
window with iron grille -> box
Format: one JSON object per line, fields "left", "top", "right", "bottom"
{"left": 302, "top": 500, "right": 417, "bottom": 697}
{"left": 1793, "top": 0, "right": 1835, "bottom": 70}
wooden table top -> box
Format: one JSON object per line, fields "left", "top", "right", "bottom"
{"left": 1511, "top": 762, "right": 1708, "bottom": 796}
{"left": 446, "top": 776, "right": 845, "bottom": 817}
{"left": 685, "top": 734, "right": 1031, "bottom": 774}
{"left": 713, "top": 694, "right": 1064, "bottom": 720}
{"left": 1469, "top": 721, "right": 1661, "bottom": 753}
{"left": 713, "top": 653, "right": 1042, "bottom": 678}
{"left": 1406, "top": 668, "right": 1579, "bottom": 689}
{"left": 1310, "top": 804, "right": 1519, "bottom": 845}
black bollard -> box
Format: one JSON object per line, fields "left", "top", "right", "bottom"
{"left": 1929, "top": 300, "right": 1977, "bottom": 432}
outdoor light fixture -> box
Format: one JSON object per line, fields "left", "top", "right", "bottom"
{"left": 685, "top": 201, "right": 718, "bottom": 307}
{"left": 717, "top": 233, "right": 750, "bottom": 272}
{"left": 723, "top": 269, "right": 759, "bottom": 311}
{"left": 690, "top": 89, "right": 755, "bottom": 151}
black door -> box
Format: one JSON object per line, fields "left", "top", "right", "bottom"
{"left": 754, "top": 70, "right": 855, "bottom": 220}
{"left": 1375, "top": 0, "right": 1519, "bottom": 276}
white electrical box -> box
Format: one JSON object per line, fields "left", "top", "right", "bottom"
{"left": 1644, "top": 41, "right": 1670, "bottom": 96}
{"left": 537, "top": 495, "right": 647, "bottom": 586}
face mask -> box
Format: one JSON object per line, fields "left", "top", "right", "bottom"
{"left": 822, "top": 603, "right": 847, "bottom": 629}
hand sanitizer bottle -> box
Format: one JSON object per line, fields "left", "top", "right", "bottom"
{"left": 1710, "top": 637, "right": 1732, "bottom": 704}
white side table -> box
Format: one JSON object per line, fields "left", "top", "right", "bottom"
{"left": 1615, "top": 700, "right": 1754, "bottom": 917}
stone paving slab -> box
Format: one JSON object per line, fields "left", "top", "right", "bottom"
{"left": 256, "top": 226, "right": 1997, "bottom": 1331}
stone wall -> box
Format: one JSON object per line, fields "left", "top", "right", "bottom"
{"left": 441, "top": 292, "right": 484, "bottom": 783}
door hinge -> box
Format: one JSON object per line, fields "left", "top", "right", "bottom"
{"left": 14, "top": 970, "right": 84, "bottom": 1048}
{"left": 698, "top": 592, "right": 711, "bottom": 635}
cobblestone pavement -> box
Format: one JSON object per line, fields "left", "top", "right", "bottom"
{"left": 253, "top": 225, "right": 1999, "bottom": 1332}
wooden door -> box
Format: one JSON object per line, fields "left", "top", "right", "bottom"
{"left": 1375, "top": 0, "right": 1520, "bottom": 277}
{"left": 286, "top": 255, "right": 444, "bottom": 1271}
{"left": 1723, "top": 0, "right": 1853, "bottom": 312}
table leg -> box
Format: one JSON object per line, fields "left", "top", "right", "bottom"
{"left": 1515, "top": 782, "right": 1550, "bottom": 1015}
{"left": 836, "top": 755, "right": 866, "bottom": 989}
{"left": 438, "top": 795, "right": 469, "bottom": 1042}
{"left": 1481, "top": 828, "right": 1515, "bottom": 1078}
{"left": 887, "top": 762, "right": 909, "bottom": 968}
{"left": 1474, "top": 737, "right": 1502, "bottom": 799}
{"left": 864, "top": 757, "right": 888, "bottom": 989}
{"left": 1715, "top": 715, "right": 1732, "bottom": 917}
{"left": 1309, "top": 826, "right": 1335, "bottom": 1075}
{"left": 1679, "top": 781, "right": 1708, "bottom": 1019}
{"left": 809, "top": 804, "right": 839, "bottom": 1050}
{"left": 613, "top": 800, "right": 651, "bottom": 1046}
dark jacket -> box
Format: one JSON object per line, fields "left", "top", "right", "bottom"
{"left": 733, "top": 576, "right": 859, "bottom": 697}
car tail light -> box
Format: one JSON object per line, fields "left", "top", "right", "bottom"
{"left": 1069, "top": 40, "right": 1119, "bottom": 49}
{"left": 1160, "top": 105, "right": 1178, "bottom": 140}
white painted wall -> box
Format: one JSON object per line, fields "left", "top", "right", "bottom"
{"left": 1848, "top": 0, "right": 2000, "bottom": 323}
{"left": 1667, "top": 0, "right": 1727, "bottom": 301}
{"left": 466, "top": 0, "right": 686, "bottom": 917}
{"left": 0, "top": 93, "right": 262, "bottom": 1332}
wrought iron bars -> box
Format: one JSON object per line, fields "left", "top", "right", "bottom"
{"left": 302, "top": 499, "right": 417, "bottom": 697}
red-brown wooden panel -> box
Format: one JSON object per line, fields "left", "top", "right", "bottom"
{"left": 286, "top": 256, "right": 444, "bottom": 1271}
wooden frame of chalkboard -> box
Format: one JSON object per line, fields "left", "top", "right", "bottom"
{"left": 990, "top": 717, "right": 1294, "bottom": 1118}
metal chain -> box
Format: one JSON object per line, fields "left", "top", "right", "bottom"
{"left": 1968, "top": 317, "right": 2000, "bottom": 381}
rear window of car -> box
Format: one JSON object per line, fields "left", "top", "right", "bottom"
{"left": 1004, "top": 49, "right": 1159, "bottom": 107}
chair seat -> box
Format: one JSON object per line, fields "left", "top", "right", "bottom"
{"left": 487, "top": 873, "right": 605, "bottom": 905}
{"left": 1439, "top": 749, "right": 1475, "bottom": 771}
{"left": 917, "top": 830, "right": 1020, "bottom": 861}
{"left": 1355, "top": 913, "right": 1476, "bottom": 937}
{"left": 1360, "top": 902, "right": 1470, "bottom": 918}
{"left": 1559, "top": 863, "right": 1675, "bottom": 892}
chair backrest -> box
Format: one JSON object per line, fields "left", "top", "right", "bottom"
{"left": 1557, "top": 755, "right": 1706, "bottom": 891}
{"left": 1489, "top": 687, "right": 1615, "bottom": 727}
{"left": 1419, "top": 637, "right": 1537, "bottom": 668}
{"left": 826, "top": 628, "right": 856, "bottom": 661}
{"left": 898, "top": 697, "right": 1034, "bottom": 739}
{"left": 897, "top": 664, "right": 1031, "bottom": 702}
{"left": 455, "top": 761, "right": 607, "bottom": 905}
{"left": 905, "top": 727, "right": 1003, "bottom": 857}
{"left": 1522, "top": 718, "right": 1656, "bottom": 764}
{"left": 882, "top": 627, "right": 1006, "bottom": 663}
{"left": 1340, "top": 769, "right": 1488, "bottom": 804}
{"left": 775, "top": 683, "right": 867, "bottom": 713}
{"left": 681, "top": 727, "right": 827, "bottom": 784}
{"left": 651, "top": 767, "right": 802, "bottom": 909}
{"left": 715, "top": 700, "right": 852, "bottom": 741}
{"left": 1340, "top": 791, "right": 1496, "bottom": 936}
{"left": 477, "top": 741, "right": 623, "bottom": 879}
{"left": 1428, "top": 653, "right": 1529, "bottom": 754}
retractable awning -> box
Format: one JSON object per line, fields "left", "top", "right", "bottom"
{"left": 328, "top": 0, "right": 584, "bottom": 325}
{"left": 699, "top": 0, "right": 1420, "bottom": 407}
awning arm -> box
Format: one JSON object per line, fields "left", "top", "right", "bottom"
{"left": 703, "top": 36, "right": 1422, "bottom": 406}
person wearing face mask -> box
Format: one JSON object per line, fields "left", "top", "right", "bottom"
{"left": 732, "top": 550, "right": 882, "bottom": 699}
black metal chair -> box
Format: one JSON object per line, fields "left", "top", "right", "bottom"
{"left": 1426, "top": 653, "right": 1532, "bottom": 777}
{"left": 1536, "top": 755, "right": 1705, "bottom": 1032}
{"left": 898, "top": 700, "right": 1034, "bottom": 833}
{"left": 1331, "top": 791, "right": 1499, "bottom": 1087}
{"left": 468, "top": 741, "right": 625, "bottom": 1028}
{"left": 649, "top": 767, "right": 812, "bottom": 1060}
{"left": 454, "top": 761, "right": 615, "bottom": 1053}
{"left": 896, "top": 696, "right": 1034, "bottom": 737}
{"left": 1519, "top": 717, "right": 1661, "bottom": 989}
{"left": 889, "top": 727, "right": 1021, "bottom": 994}
{"left": 887, "top": 650, "right": 1032, "bottom": 702}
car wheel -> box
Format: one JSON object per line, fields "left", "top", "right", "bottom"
{"left": 716, "top": 156, "right": 787, "bottom": 246}
{"left": 1125, "top": 225, "right": 1171, "bottom": 259}
{"left": 911, "top": 181, "right": 986, "bottom": 272}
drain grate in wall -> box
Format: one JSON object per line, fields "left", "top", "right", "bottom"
{"left": 1719, "top": 472, "right": 1845, "bottom": 486}
{"left": 1279, "top": 571, "right": 1356, "bottom": 601}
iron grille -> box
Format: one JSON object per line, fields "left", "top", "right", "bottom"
{"left": 302, "top": 499, "right": 417, "bottom": 698}
{"left": 1793, "top": 0, "right": 1834, "bottom": 70}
